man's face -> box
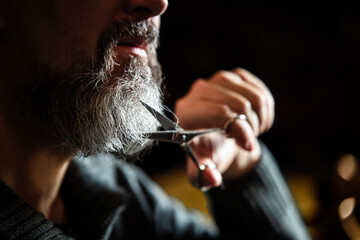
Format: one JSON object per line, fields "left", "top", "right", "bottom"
{"left": 1, "top": 0, "right": 168, "bottom": 157}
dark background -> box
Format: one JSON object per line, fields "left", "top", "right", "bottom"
{"left": 138, "top": 2, "right": 360, "bottom": 239}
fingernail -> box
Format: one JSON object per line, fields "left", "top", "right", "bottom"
{"left": 245, "top": 138, "right": 255, "bottom": 151}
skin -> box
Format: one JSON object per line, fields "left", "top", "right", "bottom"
{"left": 0, "top": 0, "right": 274, "bottom": 224}
{"left": 175, "top": 68, "right": 274, "bottom": 187}
{"left": 0, "top": 0, "right": 168, "bottom": 223}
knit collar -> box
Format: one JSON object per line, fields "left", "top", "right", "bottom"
{"left": 0, "top": 179, "right": 71, "bottom": 239}
{"left": 0, "top": 154, "right": 130, "bottom": 240}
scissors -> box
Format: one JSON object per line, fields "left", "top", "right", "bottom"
{"left": 141, "top": 101, "right": 224, "bottom": 171}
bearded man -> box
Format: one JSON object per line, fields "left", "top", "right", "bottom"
{"left": 0, "top": 0, "right": 310, "bottom": 239}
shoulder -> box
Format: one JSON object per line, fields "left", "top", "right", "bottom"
{"left": 69, "top": 153, "right": 159, "bottom": 192}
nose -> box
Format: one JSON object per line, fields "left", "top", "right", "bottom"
{"left": 124, "top": 0, "right": 168, "bottom": 20}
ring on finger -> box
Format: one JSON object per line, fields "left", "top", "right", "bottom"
{"left": 199, "top": 162, "right": 216, "bottom": 171}
{"left": 223, "top": 114, "right": 247, "bottom": 133}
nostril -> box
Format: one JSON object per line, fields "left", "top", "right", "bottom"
{"left": 133, "top": 6, "right": 152, "bottom": 15}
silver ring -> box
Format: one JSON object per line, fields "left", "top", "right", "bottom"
{"left": 199, "top": 162, "right": 216, "bottom": 171}
{"left": 223, "top": 114, "right": 247, "bottom": 133}
{"left": 196, "top": 162, "right": 217, "bottom": 192}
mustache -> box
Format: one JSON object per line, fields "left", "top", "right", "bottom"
{"left": 96, "top": 20, "right": 159, "bottom": 66}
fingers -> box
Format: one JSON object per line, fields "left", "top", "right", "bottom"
{"left": 186, "top": 134, "right": 231, "bottom": 190}
{"left": 186, "top": 156, "right": 223, "bottom": 191}
{"left": 175, "top": 67, "right": 271, "bottom": 190}
{"left": 185, "top": 136, "right": 221, "bottom": 190}
{"left": 225, "top": 113, "right": 256, "bottom": 151}
{"left": 232, "top": 68, "right": 275, "bottom": 132}
{"left": 208, "top": 69, "right": 274, "bottom": 134}
{"left": 175, "top": 67, "right": 273, "bottom": 150}
{"left": 176, "top": 100, "right": 256, "bottom": 151}
{"left": 181, "top": 79, "right": 260, "bottom": 136}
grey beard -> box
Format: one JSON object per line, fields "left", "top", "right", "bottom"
{"left": 21, "top": 20, "right": 164, "bottom": 159}
{"left": 23, "top": 55, "right": 163, "bottom": 159}
{"left": 63, "top": 56, "right": 163, "bottom": 158}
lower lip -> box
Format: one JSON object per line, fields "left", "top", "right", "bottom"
{"left": 116, "top": 45, "right": 148, "bottom": 58}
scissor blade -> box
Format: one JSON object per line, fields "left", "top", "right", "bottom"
{"left": 141, "top": 101, "right": 180, "bottom": 131}
{"left": 145, "top": 131, "right": 180, "bottom": 143}
{"left": 146, "top": 128, "right": 224, "bottom": 144}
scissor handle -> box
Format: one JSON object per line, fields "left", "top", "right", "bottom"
{"left": 181, "top": 142, "right": 202, "bottom": 171}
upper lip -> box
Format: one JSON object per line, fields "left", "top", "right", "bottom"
{"left": 117, "top": 37, "right": 148, "bottom": 50}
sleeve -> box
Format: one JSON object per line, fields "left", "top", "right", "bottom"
{"left": 111, "top": 160, "right": 221, "bottom": 240}
{"left": 205, "top": 142, "right": 311, "bottom": 240}
{"left": 111, "top": 142, "right": 311, "bottom": 240}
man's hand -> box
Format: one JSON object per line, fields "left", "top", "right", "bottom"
{"left": 174, "top": 68, "right": 274, "bottom": 190}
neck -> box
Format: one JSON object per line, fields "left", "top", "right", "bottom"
{"left": 0, "top": 115, "right": 73, "bottom": 223}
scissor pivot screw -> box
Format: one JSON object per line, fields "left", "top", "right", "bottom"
{"left": 181, "top": 135, "right": 186, "bottom": 142}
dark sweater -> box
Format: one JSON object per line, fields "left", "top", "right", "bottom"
{"left": 0, "top": 144, "right": 311, "bottom": 239}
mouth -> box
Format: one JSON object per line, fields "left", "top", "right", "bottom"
{"left": 116, "top": 37, "right": 148, "bottom": 58}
